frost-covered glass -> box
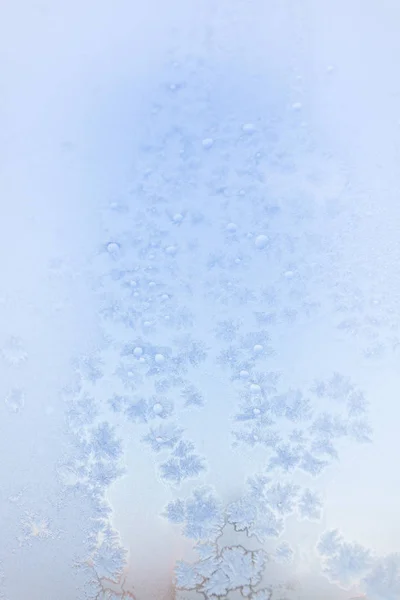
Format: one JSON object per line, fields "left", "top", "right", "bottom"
{"left": 1, "top": 2, "right": 400, "bottom": 600}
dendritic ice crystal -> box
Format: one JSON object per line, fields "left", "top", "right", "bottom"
{"left": 317, "top": 529, "right": 400, "bottom": 599}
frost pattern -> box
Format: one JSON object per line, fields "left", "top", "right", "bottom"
{"left": 174, "top": 536, "right": 269, "bottom": 598}
{"left": 63, "top": 48, "right": 379, "bottom": 600}
{"left": 317, "top": 530, "right": 400, "bottom": 600}
{"left": 5, "top": 16, "right": 394, "bottom": 600}
{"left": 162, "top": 485, "right": 309, "bottom": 599}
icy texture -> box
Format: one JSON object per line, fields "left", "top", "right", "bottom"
{"left": 3, "top": 2, "right": 400, "bottom": 600}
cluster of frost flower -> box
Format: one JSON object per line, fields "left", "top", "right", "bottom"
{"left": 317, "top": 529, "right": 400, "bottom": 600}
{"left": 49, "top": 41, "right": 385, "bottom": 600}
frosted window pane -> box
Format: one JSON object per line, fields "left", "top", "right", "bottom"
{"left": 1, "top": 2, "right": 400, "bottom": 600}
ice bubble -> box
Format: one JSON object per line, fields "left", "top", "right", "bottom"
{"left": 154, "top": 353, "right": 165, "bottom": 364}
{"left": 153, "top": 402, "right": 163, "bottom": 414}
{"left": 242, "top": 123, "right": 256, "bottom": 134}
{"left": 202, "top": 138, "right": 214, "bottom": 149}
{"left": 255, "top": 234, "right": 268, "bottom": 249}
{"left": 253, "top": 344, "right": 263, "bottom": 354}
{"left": 250, "top": 383, "right": 261, "bottom": 394}
{"left": 226, "top": 222, "right": 238, "bottom": 233}
{"left": 172, "top": 213, "right": 183, "bottom": 224}
{"left": 133, "top": 347, "right": 143, "bottom": 357}
{"left": 240, "top": 370, "right": 250, "bottom": 379}
{"left": 107, "top": 242, "right": 120, "bottom": 254}
{"left": 165, "top": 245, "right": 177, "bottom": 256}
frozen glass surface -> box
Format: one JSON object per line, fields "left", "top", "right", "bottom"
{"left": 1, "top": 2, "right": 400, "bottom": 599}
